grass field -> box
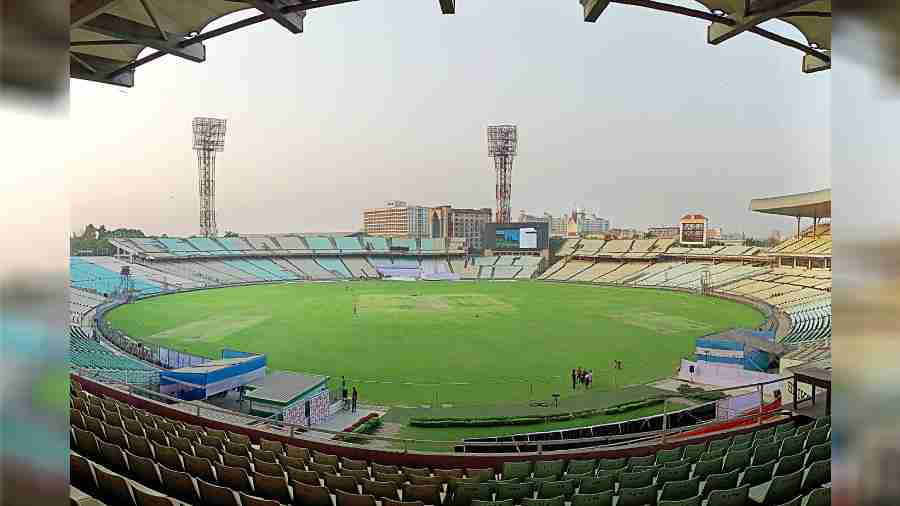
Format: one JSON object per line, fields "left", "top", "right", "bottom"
{"left": 105, "top": 280, "right": 763, "bottom": 407}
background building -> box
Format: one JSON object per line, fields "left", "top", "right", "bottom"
{"left": 362, "top": 201, "right": 430, "bottom": 238}
{"left": 679, "top": 213, "right": 709, "bottom": 246}
{"left": 431, "top": 206, "right": 493, "bottom": 250}
{"left": 541, "top": 209, "right": 609, "bottom": 237}
{"left": 647, "top": 226, "right": 680, "bottom": 239}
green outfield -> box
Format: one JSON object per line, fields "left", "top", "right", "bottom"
{"left": 105, "top": 280, "right": 763, "bottom": 407}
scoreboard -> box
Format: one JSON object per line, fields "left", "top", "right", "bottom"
{"left": 483, "top": 222, "right": 550, "bottom": 252}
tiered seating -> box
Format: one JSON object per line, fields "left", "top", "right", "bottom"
{"left": 449, "top": 258, "right": 478, "bottom": 279}
{"left": 287, "top": 258, "right": 337, "bottom": 280}
{"left": 420, "top": 258, "right": 451, "bottom": 274}
{"left": 187, "top": 237, "right": 230, "bottom": 254}
{"left": 651, "top": 238, "right": 677, "bottom": 253}
{"left": 781, "top": 298, "right": 832, "bottom": 344}
{"left": 571, "top": 240, "right": 605, "bottom": 257}
{"left": 391, "top": 238, "right": 418, "bottom": 252}
{"left": 159, "top": 238, "right": 200, "bottom": 255}
{"left": 393, "top": 258, "right": 420, "bottom": 269}
{"left": 131, "top": 238, "right": 167, "bottom": 253}
{"left": 492, "top": 266, "right": 522, "bottom": 279}
{"left": 538, "top": 259, "right": 568, "bottom": 280}
{"left": 89, "top": 257, "right": 202, "bottom": 289}
{"left": 70, "top": 329, "right": 158, "bottom": 385}
{"left": 569, "top": 262, "right": 623, "bottom": 282}
{"left": 633, "top": 262, "right": 712, "bottom": 288}
{"left": 70, "top": 381, "right": 832, "bottom": 506}
{"left": 364, "top": 237, "right": 390, "bottom": 253}
{"left": 592, "top": 262, "right": 650, "bottom": 284}
{"left": 420, "top": 239, "right": 446, "bottom": 252}
{"left": 222, "top": 237, "right": 253, "bottom": 252}
{"left": 274, "top": 236, "right": 309, "bottom": 251}
{"left": 556, "top": 239, "right": 582, "bottom": 257}
{"left": 246, "top": 236, "right": 279, "bottom": 251}
{"left": 624, "top": 239, "right": 658, "bottom": 258}
{"left": 515, "top": 257, "right": 542, "bottom": 279}
{"left": 478, "top": 266, "right": 494, "bottom": 279}
{"left": 221, "top": 259, "right": 283, "bottom": 282}
{"left": 335, "top": 237, "right": 363, "bottom": 252}
{"left": 317, "top": 258, "right": 353, "bottom": 279}
{"left": 546, "top": 260, "right": 592, "bottom": 281}
{"left": 305, "top": 237, "right": 336, "bottom": 252}
{"left": 247, "top": 259, "right": 298, "bottom": 281}
{"left": 343, "top": 257, "right": 378, "bottom": 278}
{"left": 599, "top": 240, "right": 633, "bottom": 257}
{"left": 71, "top": 258, "right": 162, "bottom": 296}
{"left": 715, "top": 245, "right": 753, "bottom": 257}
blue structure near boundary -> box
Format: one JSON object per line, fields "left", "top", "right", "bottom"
{"left": 160, "top": 352, "right": 267, "bottom": 400}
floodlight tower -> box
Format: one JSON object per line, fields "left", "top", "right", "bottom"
{"left": 487, "top": 124, "right": 517, "bottom": 224}
{"left": 192, "top": 117, "right": 227, "bottom": 238}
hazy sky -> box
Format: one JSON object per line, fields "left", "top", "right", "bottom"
{"left": 67, "top": 0, "right": 830, "bottom": 238}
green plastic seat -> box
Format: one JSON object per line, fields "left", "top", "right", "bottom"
{"left": 801, "top": 460, "right": 831, "bottom": 493}
{"left": 804, "top": 486, "right": 830, "bottom": 506}
{"left": 658, "top": 495, "right": 700, "bottom": 506}
{"left": 795, "top": 422, "right": 814, "bottom": 436}
{"left": 700, "top": 449, "right": 726, "bottom": 461}
{"left": 706, "top": 485, "right": 749, "bottom": 506}
{"left": 722, "top": 448, "right": 752, "bottom": 474}
{"left": 656, "top": 448, "right": 683, "bottom": 465}
{"left": 751, "top": 442, "right": 780, "bottom": 467}
{"left": 700, "top": 469, "right": 739, "bottom": 499}
{"left": 754, "top": 428, "right": 775, "bottom": 441}
{"left": 814, "top": 416, "right": 830, "bottom": 428}
{"left": 804, "top": 428, "right": 829, "bottom": 450}
{"left": 694, "top": 457, "right": 723, "bottom": 481}
{"left": 570, "top": 491, "right": 613, "bottom": 506}
{"left": 708, "top": 438, "right": 732, "bottom": 453}
{"left": 533, "top": 460, "right": 565, "bottom": 480}
{"left": 773, "top": 453, "right": 805, "bottom": 477}
{"left": 472, "top": 500, "right": 514, "bottom": 506}
{"left": 778, "top": 435, "right": 806, "bottom": 458}
{"left": 683, "top": 443, "right": 707, "bottom": 463}
{"left": 731, "top": 433, "right": 754, "bottom": 447}
{"left": 576, "top": 475, "right": 614, "bottom": 495}
{"left": 804, "top": 442, "right": 831, "bottom": 467}
{"left": 747, "top": 468, "right": 803, "bottom": 506}
{"left": 565, "top": 459, "right": 596, "bottom": 476}
{"left": 595, "top": 466, "right": 627, "bottom": 483}
{"left": 729, "top": 440, "right": 753, "bottom": 452}
{"left": 628, "top": 455, "right": 656, "bottom": 468}
{"left": 617, "top": 484, "right": 658, "bottom": 506}
{"left": 659, "top": 477, "right": 699, "bottom": 502}
{"left": 494, "top": 481, "right": 534, "bottom": 505}
{"left": 739, "top": 461, "right": 775, "bottom": 488}
{"left": 536, "top": 480, "right": 574, "bottom": 500}
{"left": 449, "top": 484, "right": 493, "bottom": 506}
{"left": 597, "top": 458, "right": 627, "bottom": 471}
{"left": 501, "top": 462, "right": 532, "bottom": 482}
{"left": 656, "top": 463, "right": 690, "bottom": 486}
{"left": 619, "top": 469, "right": 654, "bottom": 489}
{"left": 521, "top": 497, "right": 563, "bottom": 506}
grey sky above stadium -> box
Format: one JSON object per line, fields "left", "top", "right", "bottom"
{"left": 67, "top": 0, "right": 830, "bottom": 238}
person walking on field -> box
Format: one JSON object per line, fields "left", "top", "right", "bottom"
{"left": 572, "top": 368, "right": 577, "bottom": 391}
{"left": 351, "top": 387, "right": 358, "bottom": 414}
{"left": 341, "top": 377, "right": 348, "bottom": 410}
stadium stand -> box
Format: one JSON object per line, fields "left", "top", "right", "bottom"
{"left": 222, "top": 237, "right": 254, "bottom": 251}
{"left": 556, "top": 239, "right": 582, "bottom": 257}
{"left": 420, "top": 258, "right": 451, "bottom": 274}
{"left": 70, "top": 327, "right": 158, "bottom": 386}
{"left": 599, "top": 240, "right": 633, "bottom": 257}
{"left": 449, "top": 258, "right": 479, "bottom": 278}
{"left": 569, "top": 262, "right": 623, "bottom": 282}
{"left": 392, "top": 238, "right": 418, "bottom": 252}
{"left": 274, "top": 235, "right": 309, "bottom": 251}
{"left": 69, "top": 374, "right": 832, "bottom": 506}
{"left": 159, "top": 238, "right": 200, "bottom": 254}
{"left": 335, "top": 237, "right": 363, "bottom": 252}
{"left": 545, "top": 260, "right": 593, "bottom": 281}
{"left": 305, "top": 236, "right": 337, "bottom": 252}
{"left": 71, "top": 257, "right": 162, "bottom": 296}
{"left": 592, "top": 262, "right": 651, "bottom": 284}
{"left": 393, "top": 258, "right": 420, "bottom": 269}
{"left": 363, "top": 237, "right": 390, "bottom": 253}
{"left": 570, "top": 239, "right": 605, "bottom": 257}
{"left": 286, "top": 258, "right": 337, "bottom": 280}
{"left": 246, "top": 236, "right": 280, "bottom": 251}
{"left": 343, "top": 257, "right": 378, "bottom": 279}
{"left": 514, "top": 256, "right": 542, "bottom": 279}
{"left": 187, "top": 237, "right": 229, "bottom": 253}
{"left": 317, "top": 258, "right": 353, "bottom": 279}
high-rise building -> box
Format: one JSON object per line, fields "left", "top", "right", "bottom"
{"left": 539, "top": 209, "right": 609, "bottom": 237}
{"left": 362, "top": 201, "right": 431, "bottom": 238}
{"left": 431, "top": 205, "right": 493, "bottom": 250}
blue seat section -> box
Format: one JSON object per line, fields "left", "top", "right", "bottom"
{"left": 159, "top": 238, "right": 200, "bottom": 255}
{"left": 246, "top": 258, "right": 297, "bottom": 280}
{"left": 335, "top": 237, "right": 362, "bottom": 251}
{"left": 222, "top": 259, "right": 279, "bottom": 281}
{"left": 70, "top": 258, "right": 161, "bottom": 295}
{"left": 393, "top": 257, "right": 419, "bottom": 269}
{"left": 304, "top": 236, "right": 334, "bottom": 251}
{"left": 221, "top": 237, "right": 251, "bottom": 251}
{"left": 363, "top": 237, "right": 389, "bottom": 252}
{"left": 131, "top": 238, "right": 167, "bottom": 252}
{"left": 187, "top": 237, "right": 232, "bottom": 254}
{"left": 316, "top": 258, "right": 352, "bottom": 278}
{"left": 392, "top": 238, "right": 418, "bottom": 251}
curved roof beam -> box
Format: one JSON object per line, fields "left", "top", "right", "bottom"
{"left": 706, "top": 0, "right": 820, "bottom": 45}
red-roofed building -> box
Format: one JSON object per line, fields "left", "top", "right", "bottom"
{"left": 679, "top": 213, "right": 709, "bottom": 246}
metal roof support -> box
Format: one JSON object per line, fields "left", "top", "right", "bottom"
{"left": 803, "top": 51, "right": 831, "bottom": 72}
{"left": 582, "top": 0, "right": 613, "bottom": 21}
{"left": 71, "top": 0, "right": 121, "bottom": 28}
{"left": 70, "top": 52, "right": 134, "bottom": 87}
{"left": 707, "top": 0, "right": 817, "bottom": 45}
{"left": 82, "top": 13, "right": 206, "bottom": 62}
{"left": 251, "top": 1, "right": 306, "bottom": 34}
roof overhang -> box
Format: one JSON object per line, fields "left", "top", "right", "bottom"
{"left": 749, "top": 188, "right": 831, "bottom": 218}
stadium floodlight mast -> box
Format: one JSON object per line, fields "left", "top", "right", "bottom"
{"left": 487, "top": 124, "right": 518, "bottom": 224}
{"left": 192, "top": 117, "right": 227, "bottom": 238}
